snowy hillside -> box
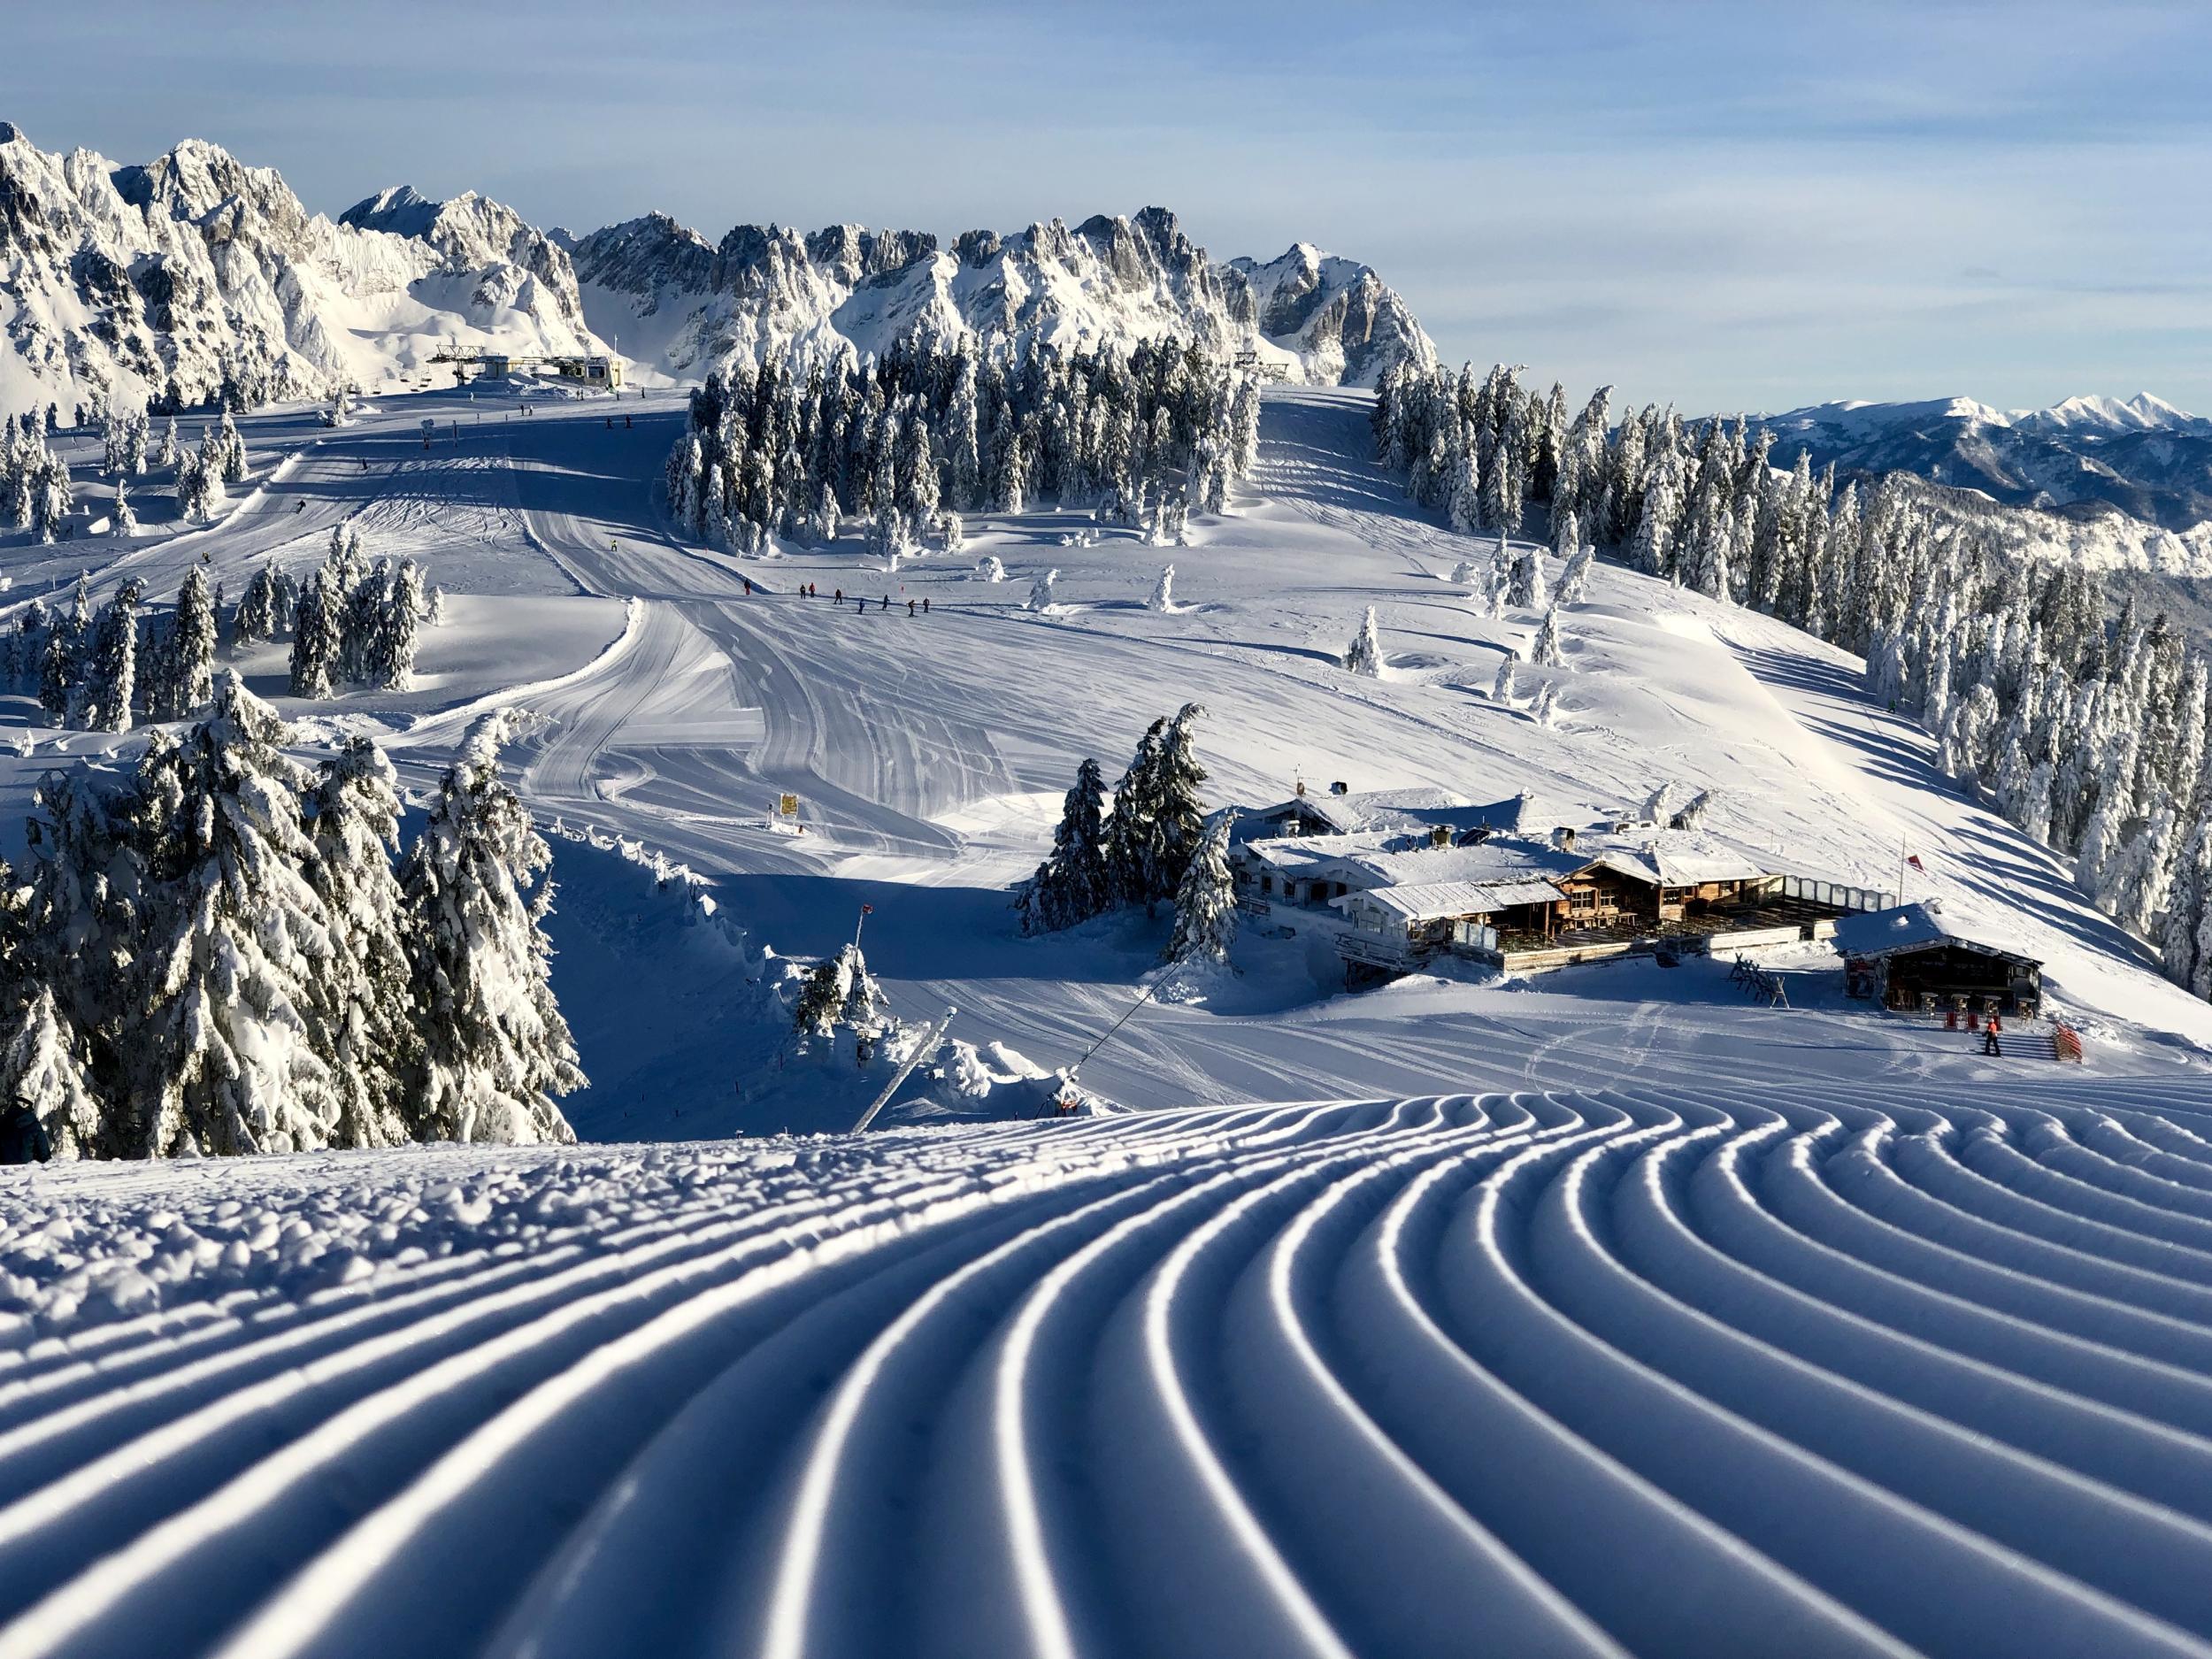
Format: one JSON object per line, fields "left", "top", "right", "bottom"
{"left": 563, "top": 205, "right": 1435, "bottom": 387}
{"left": 0, "top": 125, "right": 603, "bottom": 412}
{"left": 1754, "top": 393, "right": 2212, "bottom": 533}
{"left": 2, "top": 356, "right": 2212, "bottom": 1650}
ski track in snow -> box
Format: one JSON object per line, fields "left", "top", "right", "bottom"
{"left": 7, "top": 1081, "right": 2212, "bottom": 1655}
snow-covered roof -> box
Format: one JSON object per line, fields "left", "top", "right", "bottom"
{"left": 1230, "top": 788, "right": 1567, "bottom": 842}
{"left": 1568, "top": 828, "right": 1778, "bottom": 887}
{"left": 1832, "top": 902, "right": 2039, "bottom": 964}
{"left": 1242, "top": 829, "right": 1585, "bottom": 889}
{"left": 1332, "top": 879, "right": 1566, "bottom": 922}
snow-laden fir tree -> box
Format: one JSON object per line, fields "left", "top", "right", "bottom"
{"left": 1164, "top": 812, "right": 1238, "bottom": 970}
{"left": 149, "top": 568, "right": 216, "bottom": 722}
{"left": 2162, "top": 793, "right": 2212, "bottom": 998}
{"left": 1556, "top": 542, "right": 1596, "bottom": 605}
{"left": 1450, "top": 558, "right": 1479, "bottom": 586}
{"left": 1508, "top": 544, "right": 1547, "bottom": 611}
{"left": 0, "top": 985, "right": 100, "bottom": 1159}
{"left": 1015, "top": 757, "right": 1113, "bottom": 934}
{"left": 1492, "top": 651, "right": 1517, "bottom": 707}
{"left": 941, "top": 511, "right": 964, "bottom": 553}
{"left": 840, "top": 946, "right": 892, "bottom": 1045}
{"left": 1531, "top": 605, "right": 1563, "bottom": 668}
{"left": 1669, "top": 789, "right": 1717, "bottom": 832}
{"left": 975, "top": 555, "right": 1005, "bottom": 583}
{"left": 1026, "top": 567, "right": 1057, "bottom": 612}
{"left": 397, "top": 709, "right": 583, "bottom": 1144}
{"left": 75, "top": 580, "right": 141, "bottom": 733}
{"left": 1144, "top": 703, "right": 1210, "bottom": 910}
{"left": 290, "top": 566, "right": 342, "bottom": 698}
{"left": 304, "top": 737, "right": 419, "bottom": 1147}
{"left": 1102, "top": 716, "right": 1166, "bottom": 907}
{"left": 213, "top": 410, "right": 248, "bottom": 485}
{"left": 1532, "top": 680, "right": 1561, "bottom": 728}
{"left": 791, "top": 955, "right": 846, "bottom": 1037}
{"left": 232, "top": 561, "right": 281, "bottom": 646}
{"left": 1552, "top": 508, "right": 1581, "bottom": 566}
{"left": 1150, "top": 565, "right": 1176, "bottom": 612}
{"left": 129, "top": 673, "right": 337, "bottom": 1156}
{"left": 427, "top": 584, "right": 448, "bottom": 626}
{"left": 373, "top": 560, "right": 425, "bottom": 690}
{"left": 1343, "top": 606, "right": 1383, "bottom": 676}
{"left": 111, "top": 476, "right": 136, "bottom": 537}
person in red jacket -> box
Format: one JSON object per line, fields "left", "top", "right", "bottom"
{"left": 1983, "top": 1011, "right": 2002, "bottom": 1057}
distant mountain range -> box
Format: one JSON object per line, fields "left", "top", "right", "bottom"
{"left": 0, "top": 122, "right": 1436, "bottom": 413}
{"left": 1750, "top": 394, "right": 2212, "bottom": 530}
{"left": 556, "top": 206, "right": 1434, "bottom": 388}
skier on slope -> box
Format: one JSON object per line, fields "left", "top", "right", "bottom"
{"left": 1983, "top": 1012, "right": 2002, "bottom": 1057}
{"left": 908, "top": 599, "right": 916, "bottom": 616}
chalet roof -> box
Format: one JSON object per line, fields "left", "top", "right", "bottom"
{"left": 1241, "top": 829, "right": 1586, "bottom": 889}
{"left": 1230, "top": 787, "right": 1563, "bottom": 842}
{"left": 1568, "top": 827, "right": 1778, "bottom": 887}
{"left": 1332, "top": 879, "right": 1568, "bottom": 922}
{"left": 1831, "top": 902, "right": 2039, "bottom": 966}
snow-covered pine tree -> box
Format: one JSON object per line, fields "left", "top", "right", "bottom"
{"left": 1026, "top": 568, "right": 1058, "bottom": 612}
{"left": 791, "top": 956, "right": 846, "bottom": 1037}
{"left": 2162, "top": 790, "right": 2212, "bottom": 997}
{"left": 941, "top": 511, "right": 964, "bottom": 553}
{"left": 374, "top": 561, "right": 425, "bottom": 690}
{"left": 0, "top": 986, "right": 101, "bottom": 1159}
{"left": 289, "top": 566, "right": 342, "bottom": 698}
{"left": 1532, "top": 680, "right": 1561, "bottom": 728}
{"left": 397, "top": 710, "right": 584, "bottom": 1144}
{"left": 1557, "top": 543, "right": 1596, "bottom": 605}
{"left": 975, "top": 555, "right": 1006, "bottom": 583}
{"left": 214, "top": 410, "right": 247, "bottom": 485}
{"left": 1015, "top": 757, "right": 1114, "bottom": 934}
{"left": 1344, "top": 607, "right": 1383, "bottom": 676}
{"left": 111, "top": 476, "right": 137, "bottom": 537}
{"left": 1146, "top": 703, "right": 1210, "bottom": 909}
{"left": 304, "top": 737, "right": 419, "bottom": 1147}
{"left": 76, "top": 580, "right": 142, "bottom": 733}
{"left": 129, "top": 673, "right": 338, "bottom": 1156}
{"left": 1669, "top": 789, "right": 1717, "bottom": 831}
{"left": 1150, "top": 565, "right": 1176, "bottom": 612}
{"left": 1164, "top": 812, "right": 1238, "bottom": 968}
{"left": 1103, "top": 716, "right": 1166, "bottom": 907}
{"left": 150, "top": 568, "right": 216, "bottom": 722}
{"left": 427, "top": 584, "right": 448, "bottom": 626}
{"left": 1508, "top": 545, "right": 1547, "bottom": 610}
{"left": 232, "top": 561, "right": 281, "bottom": 646}
{"left": 1492, "top": 651, "right": 1517, "bottom": 707}
{"left": 1552, "top": 508, "right": 1581, "bottom": 566}
{"left": 1532, "top": 605, "right": 1563, "bottom": 668}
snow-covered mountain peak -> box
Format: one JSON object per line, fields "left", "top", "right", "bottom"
{"left": 568, "top": 202, "right": 1434, "bottom": 386}
{"left": 0, "top": 125, "right": 605, "bottom": 410}
{"left": 2013, "top": 392, "right": 2208, "bottom": 434}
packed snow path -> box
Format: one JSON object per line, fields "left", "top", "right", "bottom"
{"left": 10, "top": 1079, "right": 2212, "bottom": 1655}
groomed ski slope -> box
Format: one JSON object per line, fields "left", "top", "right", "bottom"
{"left": 12, "top": 1079, "right": 2212, "bottom": 1655}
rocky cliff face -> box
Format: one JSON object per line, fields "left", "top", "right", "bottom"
{"left": 0, "top": 125, "right": 601, "bottom": 411}
{"left": 565, "top": 204, "right": 1435, "bottom": 387}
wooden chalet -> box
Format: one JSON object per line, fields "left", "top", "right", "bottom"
{"left": 1832, "top": 903, "right": 2043, "bottom": 1018}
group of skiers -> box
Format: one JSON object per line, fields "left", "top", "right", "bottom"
{"left": 735, "top": 576, "right": 933, "bottom": 618}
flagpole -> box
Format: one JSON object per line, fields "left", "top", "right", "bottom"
{"left": 855, "top": 903, "right": 868, "bottom": 950}
{"left": 1898, "top": 835, "right": 1907, "bottom": 907}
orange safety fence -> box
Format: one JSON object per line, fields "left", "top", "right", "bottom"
{"left": 2053, "top": 1024, "right": 2084, "bottom": 1063}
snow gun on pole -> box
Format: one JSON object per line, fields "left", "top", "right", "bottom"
{"left": 853, "top": 1005, "right": 956, "bottom": 1133}
{"left": 1048, "top": 979, "right": 1161, "bottom": 1118}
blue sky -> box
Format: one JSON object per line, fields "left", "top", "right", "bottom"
{"left": 7, "top": 1, "right": 2210, "bottom": 412}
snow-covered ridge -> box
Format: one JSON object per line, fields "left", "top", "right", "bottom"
{"left": 0, "top": 124, "right": 604, "bottom": 411}
{"left": 564, "top": 203, "right": 1436, "bottom": 387}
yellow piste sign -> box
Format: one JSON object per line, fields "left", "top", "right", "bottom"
{"left": 778, "top": 794, "right": 801, "bottom": 818}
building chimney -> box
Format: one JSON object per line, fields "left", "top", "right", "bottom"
{"left": 1430, "top": 825, "right": 1452, "bottom": 848}
{"left": 1553, "top": 826, "right": 1578, "bottom": 851}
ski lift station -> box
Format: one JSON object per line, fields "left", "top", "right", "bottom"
{"left": 473, "top": 351, "right": 622, "bottom": 389}
{"left": 434, "top": 347, "right": 623, "bottom": 389}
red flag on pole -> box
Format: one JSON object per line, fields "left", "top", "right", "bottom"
{"left": 861, "top": 902, "right": 874, "bottom": 914}
{"left": 1906, "top": 855, "right": 1924, "bottom": 872}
